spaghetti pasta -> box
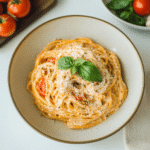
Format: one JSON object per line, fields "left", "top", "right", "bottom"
{"left": 27, "top": 38, "right": 127, "bottom": 129}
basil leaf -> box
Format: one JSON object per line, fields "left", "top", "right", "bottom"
{"left": 74, "top": 58, "right": 86, "bottom": 66}
{"left": 120, "top": 11, "right": 131, "bottom": 20}
{"left": 114, "top": 9, "right": 123, "bottom": 17}
{"left": 125, "top": 2, "right": 133, "bottom": 12}
{"left": 57, "top": 57, "right": 102, "bottom": 82}
{"left": 70, "top": 66, "right": 78, "bottom": 75}
{"left": 127, "top": 13, "right": 146, "bottom": 26}
{"left": 58, "top": 56, "right": 74, "bottom": 70}
{"left": 106, "top": 0, "right": 131, "bottom": 10}
{"left": 114, "top": 1, "right": 133, "bottom": 17}
{"left": 78, "top": 62, "right": 102, "bottom": 82}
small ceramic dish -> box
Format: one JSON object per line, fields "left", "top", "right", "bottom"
{"left": 101, "top": 0, "right": 150, "bottom": 31}
{"left": 8, "top": 15, "right": 145, "bottom": 143}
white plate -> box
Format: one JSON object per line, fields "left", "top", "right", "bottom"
{"left": 8, "top": 15, "right": 145, "bottom": 143}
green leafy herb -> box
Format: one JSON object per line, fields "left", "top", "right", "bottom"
{"left": 119, "top": 11, "right": 131, "bottom": 20}
{"left": 57, "top": 57, "right": 102, "bottom": 82}
{"left": 106, "top": 0, "right": 131, "bottom": 10}
{"left": 127, "top": 13, "right": 146, "bottom": 26}
{"left": 78, "top": 62, "right": 102, "bottom": 82}
{"left": 125, "top": 2, "right": 133, "bottom": 12}
{"left": 74, "top": 58, "right": 86, "bottom": 66}
{"left": 70, "top": 66, "right": 78, "bottom": 75}
{"left": 106, "top": 0, "right": 146, "bottom": 26}
{"left": 58, "top": 56, "right": 74, "bottom": 70}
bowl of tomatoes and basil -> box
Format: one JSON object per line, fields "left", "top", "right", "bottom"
{"left": 102, "top": 0, "right": 150, "bottom": 30}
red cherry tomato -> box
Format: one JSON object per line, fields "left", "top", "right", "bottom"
{"left": 47, "top": 57, "right": 56, "bottom": 64}
{"left": 75, "top": 93, "right": 84, "bottom": 101}
{"left": 133, "top": 0, "right": 150, "bottom": 16}
{"left": 7, "top": 0, "right": 31, "bottom": 18}
{"left": 0, "top": 0, "right": 9, "bottom": 2}
{"left": 0, "top": 3, "right": 3, "bottom": 15}
{"left": 37, "top": 76, "right": 46, "bottom": 97}
{"left": 0, "top": 14, "right": 16, "bottom": 37}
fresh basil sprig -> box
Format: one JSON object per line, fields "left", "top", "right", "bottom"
{"left": 74, "top": 58, "right": 86, "bottom": 66}
{"left": 70, "top": 66, "right": 78, "bottom": 75}
{"left": 57, "top": 57, "right": 102, "bottom": 82}
{"left": 106, "top": 0, "right": 131, "bottom": 10}
{"left": 78, "top": 61, "right": 102, "bottom": 82}
{"left": 57, "top": 56, "right": 74, "bottom": 70}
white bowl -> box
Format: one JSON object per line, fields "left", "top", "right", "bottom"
{"left": 101, "top": 0, "right": 150, "bottom": 31}
{"left": 8, "top": 15, "right": 145, "bottom": 143}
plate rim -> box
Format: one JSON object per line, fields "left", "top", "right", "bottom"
{"left": 8, "top": 15, "right": 145, "bottom": 144}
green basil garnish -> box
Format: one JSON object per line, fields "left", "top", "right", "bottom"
{"left": 58, "top": 56, "right": 74, "bottom": 70}
{"left": 74, "top": 58, "right": 86, "bottom": 66}
{"left": 70, "top": 66, "right": 78, "bottom": 75}
{"left": 78, "top": 62, "right": 102, "bottom": 82}
{"left": 57, "top": 57, "right": 102, "bottom": 82}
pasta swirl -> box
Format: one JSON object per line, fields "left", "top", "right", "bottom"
{"left": 27, "top": 38, "right": 127, "bottom": 129}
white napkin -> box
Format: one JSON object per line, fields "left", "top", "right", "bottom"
{"left": 124, "top": 74, "right": 150, "bottom": 150}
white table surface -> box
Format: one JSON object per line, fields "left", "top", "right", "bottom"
{"left": 0, "top": 0, "right": 150, "bottom": 150}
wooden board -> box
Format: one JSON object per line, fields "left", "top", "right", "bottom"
{"left": 0, "top": 0, "right": 57, "bottom": 47}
